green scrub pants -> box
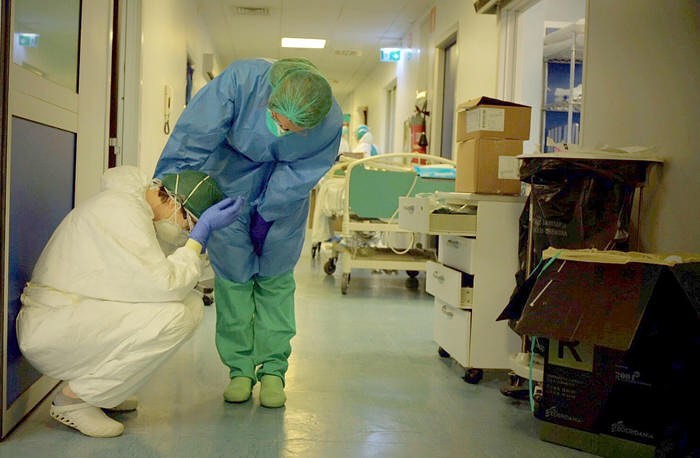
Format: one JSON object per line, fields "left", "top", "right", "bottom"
{"left": 214, "top": 271, "right": 296, "bottom": 384}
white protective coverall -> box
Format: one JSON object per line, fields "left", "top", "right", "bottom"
{"left": 16, "top": 166, "right": 204, "bottom": 408}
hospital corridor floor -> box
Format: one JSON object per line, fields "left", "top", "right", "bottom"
{"left": 2, "top": 242, "right": 593, "bottom": 458}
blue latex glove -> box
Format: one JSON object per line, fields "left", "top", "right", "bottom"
{"left": 250, "top": 209, "right": 273, "bottom": 256}
{"left": 189, "top": 197, "right": 245, "bottom": 249}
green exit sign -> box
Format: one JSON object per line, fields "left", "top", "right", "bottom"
{"left": 380, "top": 48, "right": 402, "bottom": 62}
{"left": 18, "top": 33, "right": 39, "bottom": 48}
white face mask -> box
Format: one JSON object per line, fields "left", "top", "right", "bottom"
{"left": 154, "top": 210, "right": 189, "bottom": 247}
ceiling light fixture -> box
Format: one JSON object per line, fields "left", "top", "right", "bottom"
{"left": 281, "top": 37, "right": 326, "bottom": 49}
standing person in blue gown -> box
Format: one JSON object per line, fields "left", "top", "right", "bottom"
{"left": 154, "top": 57, "right": 342, "bottom": 408}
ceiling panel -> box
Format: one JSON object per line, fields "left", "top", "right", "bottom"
{"left": 196, "top": 0, "right": 433, "bottom": 101}
{"left": 336, "top": 9, "right": 400, "bottom": 35}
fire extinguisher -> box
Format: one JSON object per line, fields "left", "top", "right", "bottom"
{"left": 410, "top": 104, "right": 429, "bottom": 164}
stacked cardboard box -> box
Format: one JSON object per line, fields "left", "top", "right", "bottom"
{"left": 454, "top": 97, "right": 531, "bottom": 195}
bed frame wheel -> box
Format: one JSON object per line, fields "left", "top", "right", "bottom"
{"left": 438, "top": 347, "right": 450, "bottom": 358}
{"left": 463, "top": 368, "right": 484, "bottom": 384}
{"left": 405, "top": 276, "right": 419, "bottom": 289}
{"left": 341, "top": 273, "right": 350, "bottom": 294}
{"left": 406, "top": 270, "right": 419, "bottom": 278}
{"left": 311, "top": 242, "right": 321, "bottom": 259}
{"left": 323, "top": 258, "right": 337, "bottom": 275}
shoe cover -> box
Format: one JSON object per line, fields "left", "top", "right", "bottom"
{"left": 260, "top": 375, "right": 286, "bottom": 408}
{"left": 50, "top": 403, "right": 124, "bottom": 437}
{"left": 223, "top": 377, "right": 252, "bottom": 403}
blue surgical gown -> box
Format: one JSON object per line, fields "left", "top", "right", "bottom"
{"left": 154, "top": 59, "right": 342, "bottom": 283}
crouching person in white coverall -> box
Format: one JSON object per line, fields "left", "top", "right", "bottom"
{"left": 16, "top": 166, "right": 244, "bottom": 438}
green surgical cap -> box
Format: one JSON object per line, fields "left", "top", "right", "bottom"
{"left": 160, "top": 170, "right": 224, "bottom": 218}
{"left": 268, "top": 58, "right": 332, "bottom": 129}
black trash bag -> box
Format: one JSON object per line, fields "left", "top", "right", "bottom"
{"left": 500, "top": 158, "right": 649, "bottom": 324}
{"left": 498, "top": 258, "right": 548, "bottom": 323}
{"left": 522, "top": 158, "right": 648, "bottom": 267}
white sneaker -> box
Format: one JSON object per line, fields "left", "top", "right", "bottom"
{"left": 50, "top": 402, "right": 124, "bottom": 437}
{"left": 104, "top": 397, "right": 138, "bottom": 412}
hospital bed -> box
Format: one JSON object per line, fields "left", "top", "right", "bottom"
{"left": 310, "top": 156, "right": 357, "bottom": 257}
{"left": 312, "top": 153, "right": 456, "bottom": 294}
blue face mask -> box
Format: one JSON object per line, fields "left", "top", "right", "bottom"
{"left": 266, "top": 109, "right": 290, "bottom": 137}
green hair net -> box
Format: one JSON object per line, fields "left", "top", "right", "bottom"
{"left": 268, "top": 58, "right": 319, "bottom": 86}
{"left": 160, "top": 170, "right": 224, "bottom": 218}
{"left": 268, "top": 58, "right": 333, "bottom": 129}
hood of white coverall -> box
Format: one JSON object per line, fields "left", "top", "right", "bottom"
{"left": 358, "top": 131, "right": 374, "bottom": 145}
{"left": 100, "top": 165, "right": 151, "bottom": 195}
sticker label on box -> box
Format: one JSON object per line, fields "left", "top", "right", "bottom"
{"left": 547, "top": 339, "right": 594, "bottom": 372}
{"left": 466, "top": 107, "right": 505, "bottom": 133}
{"left": 498, "top": 156, "right": 520, "bottom": 179}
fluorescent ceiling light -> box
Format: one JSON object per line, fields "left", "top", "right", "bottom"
{"left": 281, "top": 37, "right": 326, "bottom": 49}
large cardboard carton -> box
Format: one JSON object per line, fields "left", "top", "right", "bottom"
{"left": 455, "top": 137, "right": 522, "bottom": 195}
{"left": 456, "top": 96, "right": 531, "bottom": 142}
{"left": 539, "top": 422, "right": 656, "bottom": 458}
{"left": 514, "top": 252, "right": 699, "bottom": 452}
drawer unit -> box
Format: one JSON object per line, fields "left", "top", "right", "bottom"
{"left": 399, "top": 193, "right": 526, "bottom": 374}
{"left": 398, "top": 196, "right": 477, "bottom": 234}
{"left": 433, "top": 299, "right": 472, "bottom": 367}
{"left": 426, "top": 261, "right": 474, "bottom": 308}
{"left": 398, "top": 196, "right": 430, "bottom": 232}
{"left": 438, "top": 235, "right": 475, "bottom": 274}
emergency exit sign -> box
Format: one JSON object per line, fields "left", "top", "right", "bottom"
{"left": 379, "top": 48, "right": 401, "bottom": 62}
{"left": 18, "top": 33, "right": 39, "bottom": 47}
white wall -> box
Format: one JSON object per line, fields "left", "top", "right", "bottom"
{"left": 450, "top": 4, "right": 499, "bottom": 105}
{"left": 345, "top": 62, "right": 396, "bottom": 151}
{"left": 74, "top": 0, "right": 219, "bottom": 201}
{"left": 139, "top": 0, "right": 220, "bottom": 176}
{"left": 582, "top": 0, "right": 700, "bottom": 252}
{"left": 342, "top": 2, "right": 501, "bottom": 158}
{"left": 395, "top": 11, "right": 432, "bottom": 154}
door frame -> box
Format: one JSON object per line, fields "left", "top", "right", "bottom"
{"left": 113, "top": 0, "right": 141, "bottom": 167}
{"left": 0, "top": 0, "right": 9, "bottom": 438}
{"left": 384, "top": 79, "right": 396, "bottom": 154}
{"left": 3, "top": 0, "right": 80, "bottom": 436}
{"left": 430, "top": 26, "right": 458, "bottom": 158}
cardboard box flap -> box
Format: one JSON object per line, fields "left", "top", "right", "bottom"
{"left": 515, "top": 260, "right": 663, "bottom": 351}
{"left": 542, "top": 247, "right": 700, "bottom": 266}
{"left": 538, "top": 250, "right": 699, "bottom": 319}
{"left": 458, "top": 96, "right": 530, "bottom": 112}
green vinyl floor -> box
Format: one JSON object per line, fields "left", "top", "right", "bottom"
{"left": 1, "top": 238, "right": 593, "bottom": 458}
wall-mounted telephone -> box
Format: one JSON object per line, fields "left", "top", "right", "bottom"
{"left": 163, "top": 85, "right": 172, "bottom": 134}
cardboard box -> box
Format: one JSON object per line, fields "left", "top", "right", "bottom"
{"left": 539, "top": 422, "right": 656, "bottom": 458}
{"left": 455, "top": 137, "right": 522, "bottom": 195}
{"left": 514, "top": 255, "right": 699, "bottom": 449}
{"left": 456, "top": 96, "right": 531, "bottom": 142}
